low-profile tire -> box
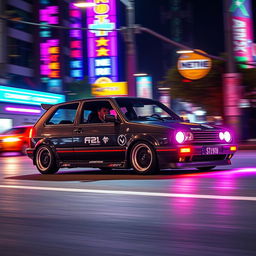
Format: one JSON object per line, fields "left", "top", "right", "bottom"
{"left": 35, "top": 145, "right": 59, "bottom": 174}
{"left": 196, "top": 166, "right": 216, "bottom": 171}
{"left": 130, "top": 141, "right": 158, "bottom": 175}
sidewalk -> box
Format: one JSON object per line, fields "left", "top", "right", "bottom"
{"left": 238, "top": 139, "right": 256, "bottom": 150}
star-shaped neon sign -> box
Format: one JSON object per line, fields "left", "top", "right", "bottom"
{"left": 96, "top": 37, "right": 109, "bottom": 47}
{"left": 96, "top": 47, "right": 110, "bottom": 57}
{"left": 230, "top": 0, "right": 249, "bottom": 16}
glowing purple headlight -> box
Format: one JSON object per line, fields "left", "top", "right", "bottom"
{"left": 219, "top": 131, "right": 232, "bottom": 142}
{"left": 219, "top": 132, "right": 224, "bottom": 140}
{"left": 224, "top": 131, "right": 231, "bottom": 142}
{"left": 175, "top": 131, "right": 185, "bottom": 144}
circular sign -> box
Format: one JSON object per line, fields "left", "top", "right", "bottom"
{"left": 177, "top": 50, "right": 212, "bottom": 80}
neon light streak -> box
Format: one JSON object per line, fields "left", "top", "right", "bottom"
{"left": 5, "top": 107, "right": 42, "bottom": 114}
{"left": 0, "top": 85, "right": 65, "bottom": 105}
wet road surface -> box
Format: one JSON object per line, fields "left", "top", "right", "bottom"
{"left": 0, "top": 151, "right": 256, "bottom": 255}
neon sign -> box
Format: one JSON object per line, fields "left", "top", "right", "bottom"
{"left": 0, "top": 85, "right": 65, "bottom": 106}
{"left": 39, "top": 0, "right": 62, "bottom": 92}
{"left": 86, "top": 0, "right": 118, "bottom": 85}
{"left": 229, "top": 0, "right": 254, "bottom": 67}
{"left": 69, "top": 3, "right": 83, "bottom": 79}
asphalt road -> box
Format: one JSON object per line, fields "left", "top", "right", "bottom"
{"left": 0, "top": 151, "right": 256, "bottom": 256}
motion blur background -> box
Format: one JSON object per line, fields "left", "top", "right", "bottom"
{"left": 0, "top": 0, "right": 255, "bottom": 143}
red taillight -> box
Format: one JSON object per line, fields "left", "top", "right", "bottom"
{"left": 28, "top": 128, "right": 34, "bottom": 148}
{"left": 29, "top": 128, "right": 33, "bottom": 139}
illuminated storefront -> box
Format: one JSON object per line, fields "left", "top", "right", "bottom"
{"left": 0, "top": 85, "right": 65, "bottom": 128}
{"left": 86, "top": 0, "right": 118, "bottom": 85}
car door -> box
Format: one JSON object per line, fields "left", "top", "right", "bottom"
{"left": 73, "top": 100, "right": 126, "bottom": 164}
{"left": 42, "top": 102, "right": 80, "bottom": 161}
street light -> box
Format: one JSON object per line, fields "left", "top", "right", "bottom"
{"left": 120, "top": 0, "right": 137, "bottom": 97}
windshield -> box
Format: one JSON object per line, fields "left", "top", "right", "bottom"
{"left": 115, "top": 98, "right": 181, "bottom": 121}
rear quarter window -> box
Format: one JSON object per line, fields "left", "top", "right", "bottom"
{"left": 46, "top": 103, "right": 79, "bottom": 125}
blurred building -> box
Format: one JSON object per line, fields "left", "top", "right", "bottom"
{"left": 0, "top": 0, "right": 127, "bottom": 131}
{"left": 0, "top": 0, "right": 77, "bottom": 130}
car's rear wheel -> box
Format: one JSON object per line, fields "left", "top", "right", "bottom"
{"left": 130, "top": 142, "right": 158, "bottom": 174}
{"left": 196, "top": 166, "right": 216, "bottom": 171}
{"left": 35, "top": 145, "right": 59, "bottom": 174}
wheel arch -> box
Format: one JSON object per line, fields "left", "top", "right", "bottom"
{"left": 126, "top": 135, "right": 159, "bottom": 168}
{"left": 33, "top": 139, "right": 58, "bottom": 165}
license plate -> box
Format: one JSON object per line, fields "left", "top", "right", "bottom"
{"left": 202, "top": 147, "right": 219, "bottom": 155}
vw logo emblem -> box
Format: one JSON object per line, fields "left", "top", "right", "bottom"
{"left": 117, "top": 134, "right": 127, "bottom": 146}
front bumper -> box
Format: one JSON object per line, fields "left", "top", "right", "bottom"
{"left": 157, "top": 144, "right": 237, "bottom": 169}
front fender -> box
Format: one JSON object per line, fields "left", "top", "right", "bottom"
{"left": 125, "top": 134, "right": 161, "bottom": 168}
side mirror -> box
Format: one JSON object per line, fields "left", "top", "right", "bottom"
{"left": 105, "top": 114, "right": 119, "bottom": 123}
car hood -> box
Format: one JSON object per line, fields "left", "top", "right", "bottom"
{"left": 132, "top": 120, "right": 222, "bottom": 131}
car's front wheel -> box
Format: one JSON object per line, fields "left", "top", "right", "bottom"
{"left": 196, "top": 166, "right": 216, "bottom": 171}
{"left": 35, "top": 145, "right": 59, "bottom": 174}
{"left": 130, "top": 142, "right": 158, "bottom": 174}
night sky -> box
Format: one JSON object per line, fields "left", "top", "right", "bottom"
{"left": 133, "top": 0, "right": 256, "bottom": 83}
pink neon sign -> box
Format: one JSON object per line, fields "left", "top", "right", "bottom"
{"left": 86, "top": 0, "right": 118, "bottom": 84}
{"left": 230, "top": 0, "right": 254, "bottom": 66}
{"left": 39, "top": 1, "right": 62, "bottom": 92}
{"left": 70, "top": 3, "right": 83, "bottom": 79}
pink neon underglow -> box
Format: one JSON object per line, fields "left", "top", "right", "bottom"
{"left": 5, "top": 107, "right": 41, "bottom": 114}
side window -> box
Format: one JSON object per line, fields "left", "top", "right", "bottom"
{"left": 80, "top": 101, "right": 116, "bottom": 124}
{"left": 46, "top": 103, "right": 79, "bottom": 125}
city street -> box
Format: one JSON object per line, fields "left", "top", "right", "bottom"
{"left": 0, "top": 151, "right": 256, "bottom": 255}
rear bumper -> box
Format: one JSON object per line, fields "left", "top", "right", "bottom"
{"left": 26, "top": 148, "right": 35, "bottom": 159}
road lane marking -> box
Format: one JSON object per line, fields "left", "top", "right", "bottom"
{"left": 1, "top": 184, "right": 256, "bottom": 202}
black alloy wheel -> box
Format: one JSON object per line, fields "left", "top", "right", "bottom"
{"left": 130, "top": 142, "right": 158, "bottom": 174}
{"left": 35, "top": 145, "right": 59, "bottom": 174}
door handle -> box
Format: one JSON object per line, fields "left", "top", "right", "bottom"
{"left": 74, "top": 128, "right": 83, "bottom": 133}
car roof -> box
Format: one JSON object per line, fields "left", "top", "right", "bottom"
{"left": 42, "top": 97, "right": 153, "bottom": 109}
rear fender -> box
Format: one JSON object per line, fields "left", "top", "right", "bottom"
{"left": 33, "top": 139, "right": 59, "bottom": 165}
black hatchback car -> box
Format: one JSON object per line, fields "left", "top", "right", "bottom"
{"left": 27, "top": 97, "right": 237, "bottom": 174}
